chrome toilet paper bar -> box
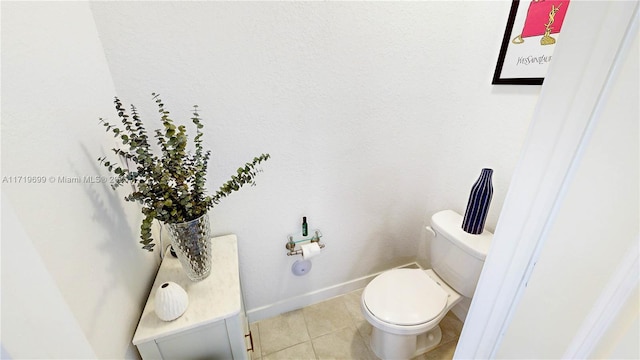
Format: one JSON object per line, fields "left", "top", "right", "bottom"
{"left": 286, "top": 230, "right": 325, "bottom": 256}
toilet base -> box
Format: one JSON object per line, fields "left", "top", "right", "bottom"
{"left": 370, "top": 325, "right": 442, "bottom": 360}
{"left": 415, "top": 325, "right": 442, "bottom": 356}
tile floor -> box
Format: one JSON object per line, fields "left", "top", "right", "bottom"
{"left": 249, "top": 288, "right": 463, "bottom": 360}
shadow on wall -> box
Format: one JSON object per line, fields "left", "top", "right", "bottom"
{"left": 350, "top": 208, "right": 419, "bottom": 277}
{"left": 76, "top": 143, "right": 157, "bottom": 336}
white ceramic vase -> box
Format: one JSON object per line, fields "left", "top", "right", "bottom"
{"left": 154, "top": 281, "right": 189, "bottom": 321}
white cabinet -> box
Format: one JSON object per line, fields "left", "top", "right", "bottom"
{"left": 133, "top": 234, "right": 251, "bottom": 359}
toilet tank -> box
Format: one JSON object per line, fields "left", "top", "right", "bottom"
{"left": 430, "top": 210, "right": 493, "bottom": 298}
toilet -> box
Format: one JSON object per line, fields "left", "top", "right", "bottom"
{"left": 361, "top": 210, "right": 493, "bottom": 359}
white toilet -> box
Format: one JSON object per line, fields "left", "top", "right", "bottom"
{"left": 361, "top": 210, "right": 493, "bottom": 359}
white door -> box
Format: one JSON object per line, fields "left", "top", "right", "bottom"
{"left": 456, "top": 2, "right": 639, "bottom": 359}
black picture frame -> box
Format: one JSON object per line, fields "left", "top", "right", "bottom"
{"left": 492, "top": 0, "right": 544, "bottom": 85}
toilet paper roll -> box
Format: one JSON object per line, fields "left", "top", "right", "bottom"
{"left": 301, "top": 242, "right": 322, "bottom": 259}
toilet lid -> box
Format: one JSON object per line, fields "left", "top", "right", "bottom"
{"left": 363, "top": 269, "right": 448, "bottom": 326}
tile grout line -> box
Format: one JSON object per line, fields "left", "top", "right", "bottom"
{"left": 251, "top": 290, "right": 459, "bottom": 360}
{"left": 299, "top": 304, "right": 320, "bottom": 359}
{"left": 341, "top": 293, "right": 369, "bottom": 349}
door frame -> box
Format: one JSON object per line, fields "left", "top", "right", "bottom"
{"left": 454, "top": 2, "right": 639, "bottom": 358}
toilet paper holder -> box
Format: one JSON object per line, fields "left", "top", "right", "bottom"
{"left": 286, "top": 230, "right": 325, "bottom": 256}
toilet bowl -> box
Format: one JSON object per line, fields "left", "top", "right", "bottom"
{"left": 361, "top": 268, "right": 462, "bottom": 359}
{"left": 360, "top": 210, "right": 493, "bottom": 360}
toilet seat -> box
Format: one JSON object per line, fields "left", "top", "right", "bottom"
{"left": 363, "top": 269, "right": 448, "bottom": 326}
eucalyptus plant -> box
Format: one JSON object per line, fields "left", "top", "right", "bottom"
{"left": 98, "top": 93, "right": 270, "bottom": 251}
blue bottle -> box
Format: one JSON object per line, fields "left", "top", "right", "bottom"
{"left": 462, "top": 168, "right": 493, "bottom": 234}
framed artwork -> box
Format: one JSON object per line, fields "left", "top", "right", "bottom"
{"left": 492, "top": 0, "right": 571, "bottom": 85}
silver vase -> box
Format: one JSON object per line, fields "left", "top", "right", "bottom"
{"left": 165, "top": 213, "right": 212, "bottom": 281}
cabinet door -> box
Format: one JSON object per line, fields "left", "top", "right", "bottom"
{"left": 156, "top": 321, "right": 232, "bottom": 359}
{"left": 225, "top": 313, "right": 250, "bottom": 359}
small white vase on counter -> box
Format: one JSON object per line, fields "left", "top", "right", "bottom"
{"left": 154, "top": 281, "right": 188, "bottom": 321}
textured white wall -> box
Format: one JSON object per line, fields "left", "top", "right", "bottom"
{"left": 89, "top": 1, "right": 539, "bottom": 314}
{"left": 1, "top": 2, "right": 157, "bottom": 358}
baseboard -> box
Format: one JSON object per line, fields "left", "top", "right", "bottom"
{"left": 451, "top": 298, "right": 471, "bottom": 322}
{"left": 246, "top": 262, "right": 421, "bottom": 323}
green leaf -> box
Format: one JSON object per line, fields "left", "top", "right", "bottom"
{"left": 98, "top": 94, "right": 270, "bottom": 252}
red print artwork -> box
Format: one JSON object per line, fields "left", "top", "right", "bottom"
{"left": 512, "top": 0, "right": 570, "bottom": 45}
